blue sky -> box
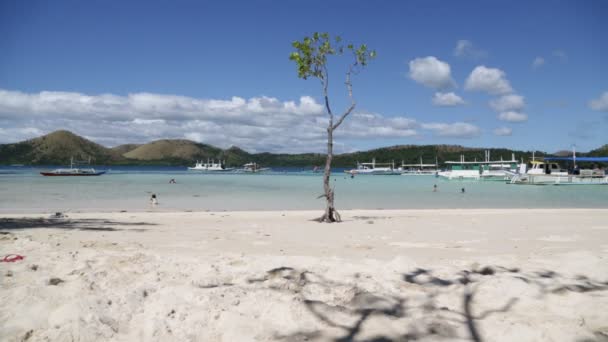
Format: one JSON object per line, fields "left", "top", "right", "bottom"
{"left": 1, "top": 0, "right": 607, "bottom": 153}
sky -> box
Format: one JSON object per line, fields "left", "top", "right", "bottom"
{"left": 1, "top": 0, "right": 607, "bottom": 153}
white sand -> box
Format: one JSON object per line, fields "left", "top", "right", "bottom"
{"left": 1, "top": 209, "right": 608, "bottom": 341}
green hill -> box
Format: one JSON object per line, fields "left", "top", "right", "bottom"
{"left": 123, "top": 139, "right": 223, "bottom": 163}
{"left": 0, "top": 130, "right": 604, "bottom": 167}
{"left": 0, "top": 130, "right": 121, "bottom": 165}
{"left": 110, "top": 144, "right": 141, "bottom": 156}
{"left": 588, "top": 144, "right": 608, "bottom": 157}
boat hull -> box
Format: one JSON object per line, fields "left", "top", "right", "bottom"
{"left": 40, "top": 171, "right": 106, "bottom": 176}
{"left": 510, "top": 174, "right": 608, "bottom": 185}
{"left": 187, "top": 168, "right": 235, "bottom": 172}
{"left": 437, "top": 170, "right": 510, "bottom": 181}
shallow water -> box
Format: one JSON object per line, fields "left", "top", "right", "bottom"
{"left": 0, "top": 166, "right": 607, "bottom": 213}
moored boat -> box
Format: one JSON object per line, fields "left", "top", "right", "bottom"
{"left": 188, "top": 159, "right": 234, "bottom": 172}
{"left": 399, "top": 157, "right": 439, "bottom": 176}
{"left": 40, "top": 157, "right": 105, "bottom": 176}
{"left": 509, "top": 156, "right": 608, "bottom": 185}
{"left": 345, "top": 159, "right": 401, "bottom": 175}
{"left": 240, "top": 162, "right": 270, "bottom": 173}
{"left": 438, "top": 151, "right": 518, "bottom": 181}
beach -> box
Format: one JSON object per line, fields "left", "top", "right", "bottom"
{"left": 1, "top": 209, "right": 607, "bottom": 341}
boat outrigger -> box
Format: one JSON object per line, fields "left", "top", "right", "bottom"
{"left": 40, "top": 157, "right": 106, "bottom": 176}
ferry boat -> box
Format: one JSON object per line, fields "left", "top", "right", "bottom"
{"left": 509, "top": 156, "right": 608, "bottom": 185}
{"left": 40, "top": 157, "right": 106, "bottom": 176}
{"left": 188, "top": 159, "right": 234, "bottom": 172}
{"left": 437, "top": 151, "right": 518, "bottom": 180}
{"left": 345, "top": 159, "right": 401, "bottom": 175}
{"left": 399, "top": 157, "right": 439, "bottom": 176}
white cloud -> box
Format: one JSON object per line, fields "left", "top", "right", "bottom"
{"left": 464, "top": 66, "right": 513, "bottom": 95}
{"left": 453, "top": 40, "right": 487, "bottom": 59}
{"left": 421, "top": 122, "right": 481, "bottom": 138}
{"left": 532, "top": 57, "right": 545, "bottom": 69}
{"left": 133, "top": 119, "right": 166, "bottom": 125}
{"left": 0, "top": 127, "right": 43, "bottom": 143}
{"left": 553, "top": 50, "right": 568, "bottom": 62}
{"left": 408, "top": 56, "right": 455, "bottom": 89}
{"left": 0, "top": 89, "right": 324, "bottom": 123}
{"left": 498, "top": 111, "right": 528, "bottom": 122}
{"left": 489, "top": 94, "right": 525, "bottom": 112}
{"left": 589, "top": 91, "right": 608, "bottom": 112}
{"left": 337, "top": 113, "right": 418, "bottom": 139}
{"left": 0, "top": 88, "right": 430, "bottom": 152}
{"left": 493, "top": 127, "right": 513, "bottom": 136}
{"left": 432, "top": 92, "right": 466, "bottom": 107}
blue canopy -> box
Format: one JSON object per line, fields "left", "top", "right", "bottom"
{"left": 544, "top": 156, "right": 608, "bottom": 162}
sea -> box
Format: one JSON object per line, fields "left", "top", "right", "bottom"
{"left": 1, "top": 165, "right": 606, "bottom": 213}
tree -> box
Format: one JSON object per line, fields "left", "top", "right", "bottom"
{"left": 289, "top": 32, "right": 375, "bottom": 222}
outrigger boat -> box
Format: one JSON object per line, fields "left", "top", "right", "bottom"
{"left": 188, "top": 159, "right": 234, "bottom": 172}
{"left": 399, "top": 157, "right": 439, "bottom": 176}
{"left": 40, "top": 157, "right": 105, "bottom": 176}
{"left": 508, "top": 155, "right": 608, "bottom": 185}
{"left": 438, "top": 151, "right": 518, "bottom": 180}
{"left": 345, "top": 159, "right": 401, "bottom": 175}
{"left": 240, "top": 162, "right": 270, "bottom": 173}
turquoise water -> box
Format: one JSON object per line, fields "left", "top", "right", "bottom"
{"left": 0, "top": 167, "right": 607, "bottom": 212}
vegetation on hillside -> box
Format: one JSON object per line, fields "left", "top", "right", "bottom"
{"left": 2, "top": 130, "right": 604, "bottom": 168}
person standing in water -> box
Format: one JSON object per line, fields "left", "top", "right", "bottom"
{"left": 150, "top": 193, "right": 158, "bottom": 205}
{"left": 433, "top": 184, "right": 438, "bottom": 192}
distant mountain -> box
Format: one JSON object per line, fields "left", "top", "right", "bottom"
{"left": 0, "top": 130, "right": 605, "bottom": 167}
{"left": 553, "top": 150, "right": 573, "bottom": 157}
{"left": 0, "top": 130, "right": 120, "bottom": 164}
{"left": 123, "top": 139, "right": 222, "bottom": 162}
{"left": 110, "top": 144, "right": 141, "bottom": 156}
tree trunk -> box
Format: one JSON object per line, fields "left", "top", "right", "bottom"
{"left": 318, "top": 126, "right": 341, "bottom": 222}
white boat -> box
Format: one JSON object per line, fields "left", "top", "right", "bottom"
{"left": 509, "top": 156, "right": 608, "bottom": 185}
{"left": 437, "top": 151, "right": 518, "bottom": 181}
{"left": 345, "top": 159, "right": 401, "bottom": 175}
{"left": 240, "top": 162, "right": 270, "bottom": 173}
{"left": 188, "top": 159, "right": 234, "bottom": 172}
{"left": 399, "top": 157, "right": 439, "bottom": 176}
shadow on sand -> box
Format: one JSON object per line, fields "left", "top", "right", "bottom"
{"left": 244, "top": 265, "right": 608, "bottom": 342}
{"left": 0, "top": 217, "right": 155, "bottom": 232}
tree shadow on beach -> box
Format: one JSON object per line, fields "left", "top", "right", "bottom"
{"left": 0, "top": 217, "right": 155, "bottom": 232}
{"left": 249, "top": 265, "right": 608, "bottom": 342}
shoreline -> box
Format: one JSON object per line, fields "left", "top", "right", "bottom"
{"left": 2, "top": 207, "right": 608, "bottom": 215}
{"left": 2, "top": 208, "right": 607, "bottom": 341}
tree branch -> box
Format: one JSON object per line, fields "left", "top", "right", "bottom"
{"left": 332, "top": 63, "right": 356, "bottom": 131}
{"left": 322, "top": 64, "right": 332, "bottom": 119}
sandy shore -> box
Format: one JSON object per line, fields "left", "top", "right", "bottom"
{"left": 1, "top": 209, "right": 608, "bottom": 341}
